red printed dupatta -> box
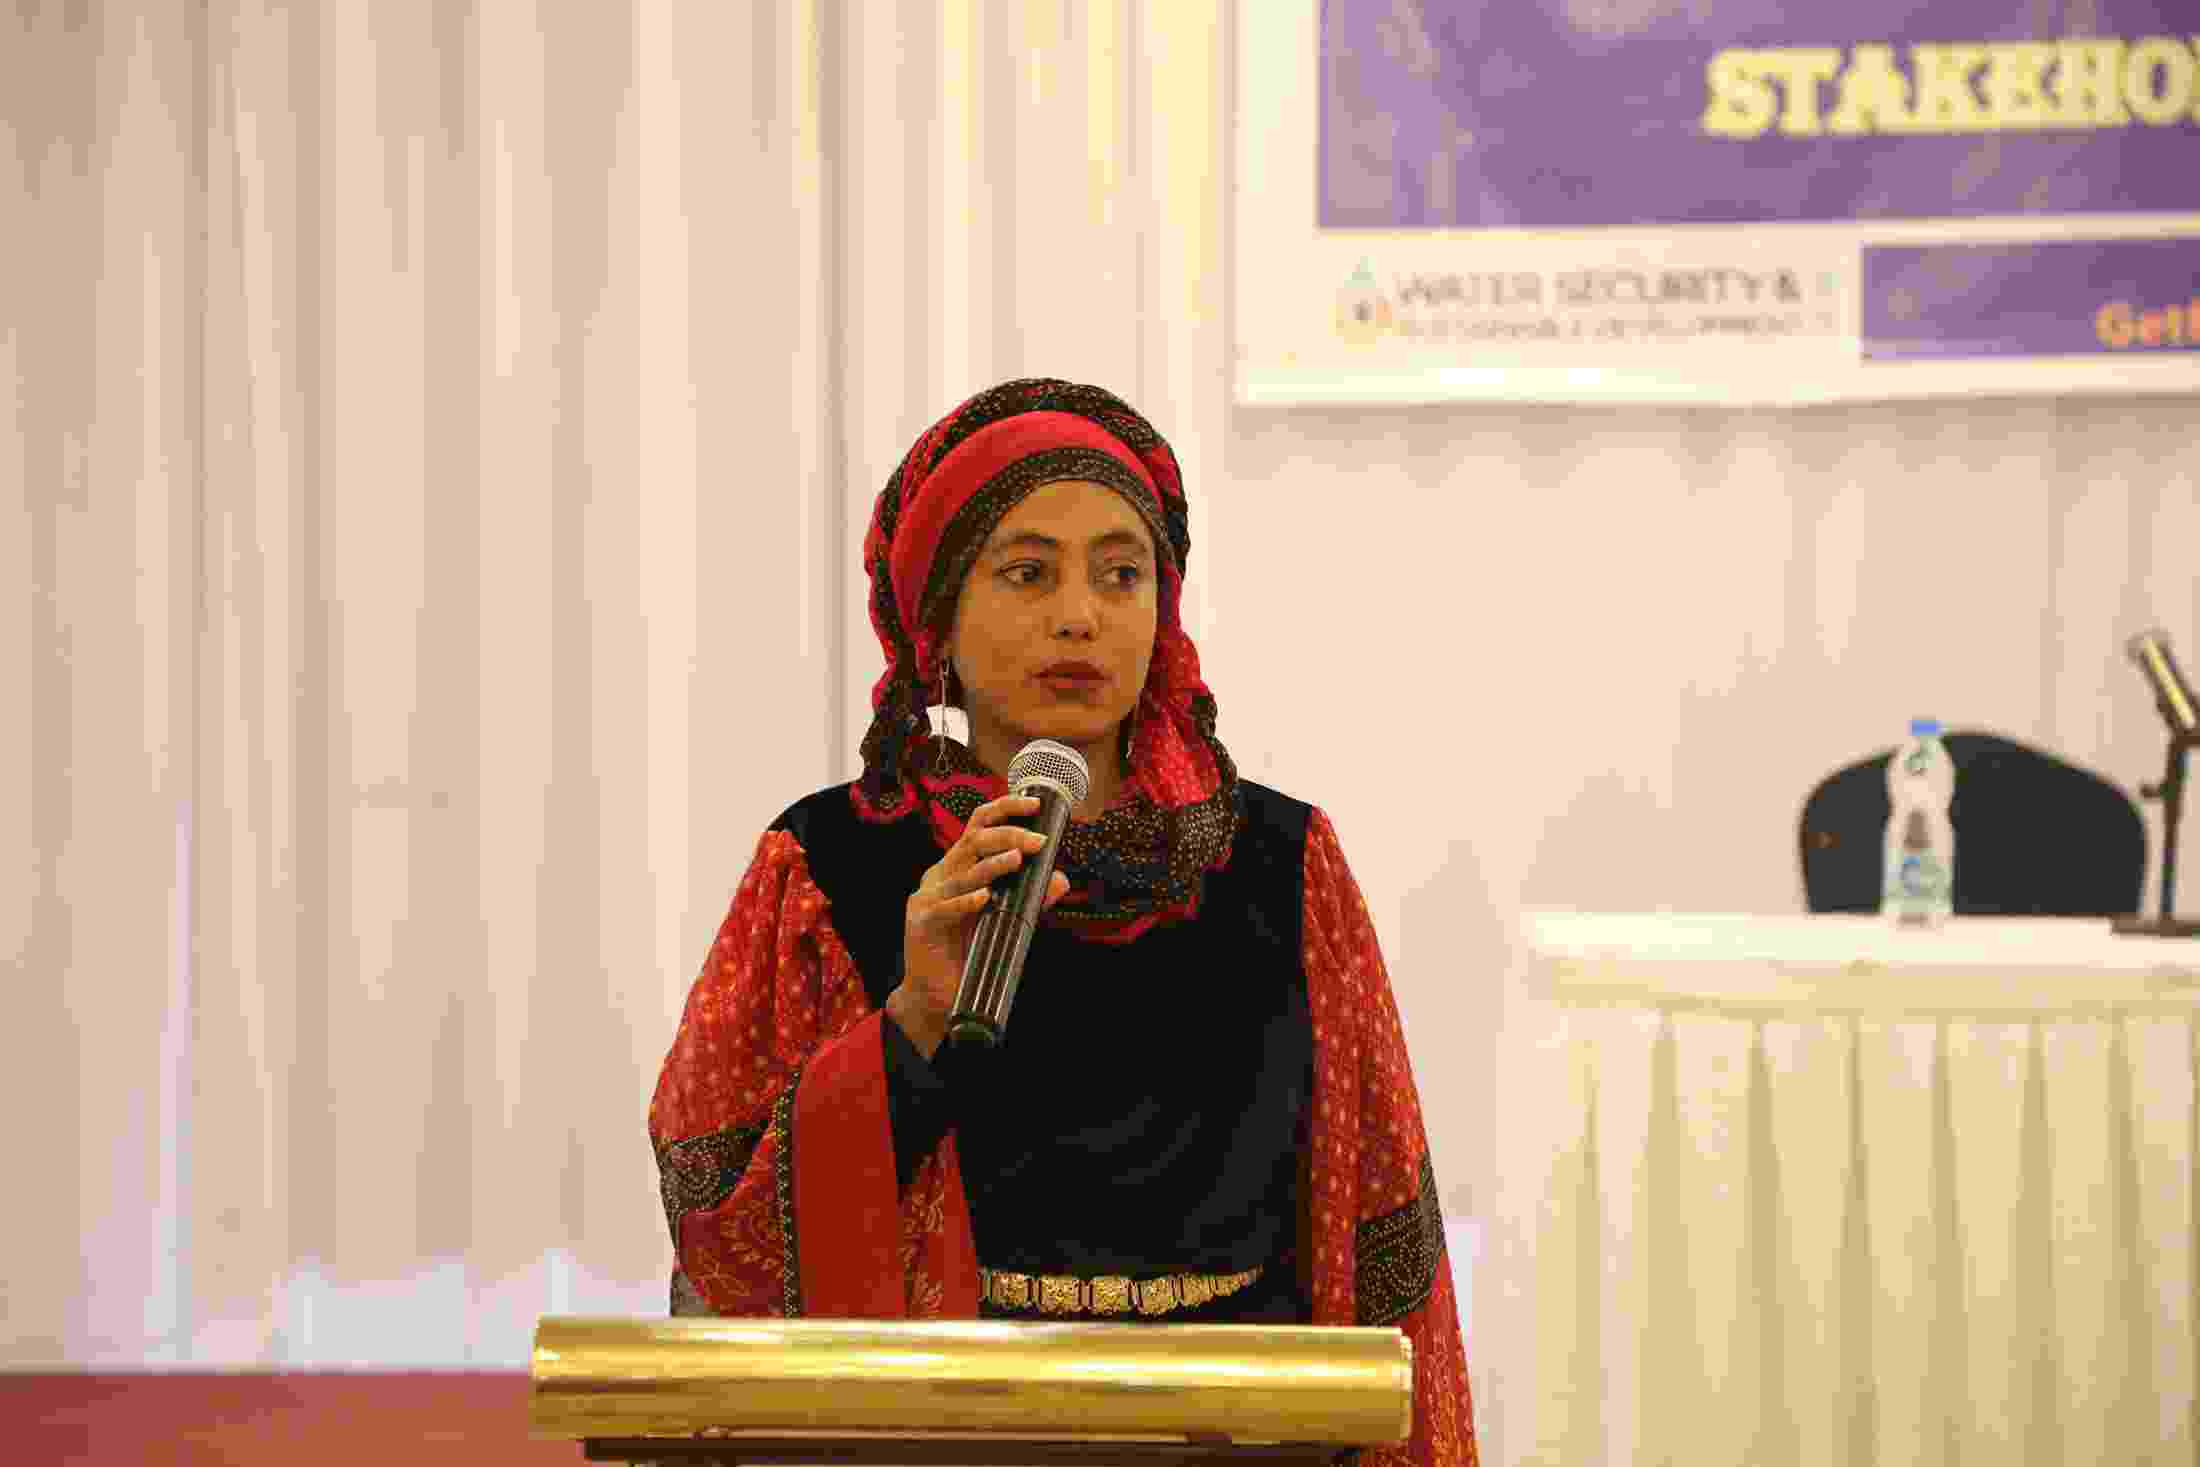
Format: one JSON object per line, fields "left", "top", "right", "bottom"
{"left": 647, "top": 810, "right": 1478, "bottom": 1467}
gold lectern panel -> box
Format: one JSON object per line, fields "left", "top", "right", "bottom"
{"left": 531, "top": 1317, "right": 1411, "bottom": 1447}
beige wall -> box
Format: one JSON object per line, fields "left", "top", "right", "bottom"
{"left": 5, "top": 12, "right": 2194, "bottom": 1459}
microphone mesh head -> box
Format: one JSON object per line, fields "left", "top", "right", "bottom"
{"left": 1007, "top": 739, "right": 1092, "bottom": 807}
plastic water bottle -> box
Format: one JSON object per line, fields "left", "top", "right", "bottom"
{"left": 1882, "top": 718, "right": 1956, "bottom": 927}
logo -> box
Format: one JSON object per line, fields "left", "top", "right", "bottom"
{"left": 1334, "top": 260, "right": 1394, "bottom": 345}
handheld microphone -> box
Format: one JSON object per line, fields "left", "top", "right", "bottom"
{"left": 945, "top": 739, "right": 1091, "bottom": 1048}
{"left": 2127, "top": 630, "right": 2198, "bottom": 738}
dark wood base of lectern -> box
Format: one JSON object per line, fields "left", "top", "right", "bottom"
{"left": 583, "top": 1440, "right": 1344, "bottom": 1467}
{"left": 2111, "top": 914, "right": 2200, "bottom": 937}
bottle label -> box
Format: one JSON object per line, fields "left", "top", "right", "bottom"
{"left": 1896, "top": 853, "right": 1945, "bottom": 898}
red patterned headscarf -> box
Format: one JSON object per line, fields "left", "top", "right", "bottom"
{"left": 852, "top": 379, "right": 1240, "bottom": 942}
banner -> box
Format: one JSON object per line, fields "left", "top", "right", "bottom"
{"left": 1235, "top": 0, "right": 2200, "bottom": 405}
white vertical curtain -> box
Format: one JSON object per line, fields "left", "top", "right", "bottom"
{"left": 4, "top": 0, "right": 1232, "bottom": 1371}
{"left": 6, "top": 8, "right": 2196, "bottom": 1464}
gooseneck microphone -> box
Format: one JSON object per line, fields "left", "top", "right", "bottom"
{"left": 2128, "top": 630, "right": 2199, "bottom": 739}
{"left": 2114, "top": 629, "right": 2200, "bottom": 938}
{"left": 946, "top": 739, "right": 1091, "bottom": 1048}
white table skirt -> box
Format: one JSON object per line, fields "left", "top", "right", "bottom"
{"left": 1486, "top": 913, "right": 2200, "bottom": 1467}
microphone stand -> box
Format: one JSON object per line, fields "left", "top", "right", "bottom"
{"left": 2113, "top": 722, "right": 2200, "bottom": 938}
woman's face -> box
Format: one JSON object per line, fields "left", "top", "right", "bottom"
{"left": 948, "top": 478, "right": 1159, "bottom": 766}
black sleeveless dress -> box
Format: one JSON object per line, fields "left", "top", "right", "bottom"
{"left": 772, "top": 780, "right": 1315, "bottom": 1324}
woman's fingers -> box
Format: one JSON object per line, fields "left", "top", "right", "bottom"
{"left": 927, "top": 865, "right": 1066, "bottom": 924}
{"left": 963, "top": 794, "right": 1040, "bottom": 838}
{"left": 975, "top": 793, "right": 1041, "bottom": 824}
{"left": 938, "top": 845, "right": 1024, "bottom": 898}
{"left": 913, "top": 797, "right": 1068, "bottom": 925}
{"left": 945, "top": 885, "right": 992, "bottom": 914}
{"left": 954, "top": 801, "right": 1039, "bottom": 868}
{"left": 918, "top": 841, "right": 1026, "bottom": 905}
{"left": 913, "top": 855, "right": 1070, "bottom": 938}
{"left": 908, "top": 874, "right": 988, "bottom": 933}
{"left": 965, "top": 804, "right": 1042, "bottom": 850}
{"left": 948, "top": 814, "right": 1045, "bottom": 879}
{"left": 959, "top": 825, "right": 1041, "bottom": 863}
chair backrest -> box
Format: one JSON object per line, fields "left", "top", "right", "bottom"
{"left": 1799, "top": 729, "right": 2145, "bottom": 917}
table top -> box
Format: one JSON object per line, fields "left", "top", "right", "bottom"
{"left": 1521, "top": 911, "right": 2200, "bottom": 1014}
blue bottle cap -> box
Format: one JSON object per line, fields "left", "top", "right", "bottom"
{"left": 1909, "top": 717, "right": 1942, "bottom": 737}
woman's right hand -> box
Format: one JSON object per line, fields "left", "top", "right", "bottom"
{"left": 888, "top": 793, "right": 1070, "bottom": 1059}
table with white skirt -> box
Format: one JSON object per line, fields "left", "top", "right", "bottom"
{"left": 1485, "top": 912, "right": 2200, "bottom": 1467}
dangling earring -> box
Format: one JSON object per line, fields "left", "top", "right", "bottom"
{"left": 1120, "top": 690, "right": 1141, "bottom": 773}
{"left": 933, "top": 656, "right": 953, "bottom": 775}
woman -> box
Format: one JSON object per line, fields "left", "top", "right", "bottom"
{"left": 649, "top": 379, "right": 1477, "bottom": 1467}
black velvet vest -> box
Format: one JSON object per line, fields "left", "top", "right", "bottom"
{"left": 774, "top": 779, "right": 1314, "bottom": 1321}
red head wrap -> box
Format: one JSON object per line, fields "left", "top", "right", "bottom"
{"left": 853, "top": 379, "right": 1239, "bottom": 940}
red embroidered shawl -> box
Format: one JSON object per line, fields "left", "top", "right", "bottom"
{"left": 649, "top": 807, "right": 1478, "bottom": 1467}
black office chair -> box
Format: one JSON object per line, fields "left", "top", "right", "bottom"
{"left": 1799, "top": 729, "right": 2145, "bottom": 916}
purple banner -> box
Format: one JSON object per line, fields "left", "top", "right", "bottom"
{"left": 1862, "top": 236, "right": 2200, "bottom": 359}
{"left": 1321, "top": 0, "right": 2200, "bottom": 230}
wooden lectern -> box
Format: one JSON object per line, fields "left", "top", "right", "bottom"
{"left": 530, "top": 1317, "right": 1412, "bottom": 1467}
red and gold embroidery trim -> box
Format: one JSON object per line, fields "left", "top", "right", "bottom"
{"left": 653, "top": 1122, "right": 767, "bottom": 1246}
{"left": 771, "top": 1067, "right": 804, "bottom": 1318}
{"left": 1354, "top": 1154, "right": 1445, "bottom": 1328}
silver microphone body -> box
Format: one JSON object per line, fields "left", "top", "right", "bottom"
{"left": 2128, "top": 630, "right": 2199, "bottom": 738}
{"left": 946, "top": 739, "right": 1091, "bottom": 1048}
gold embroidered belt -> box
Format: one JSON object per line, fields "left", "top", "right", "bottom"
{"left": 977, "top": 1264, "right": 1262, "bottom": 1317}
